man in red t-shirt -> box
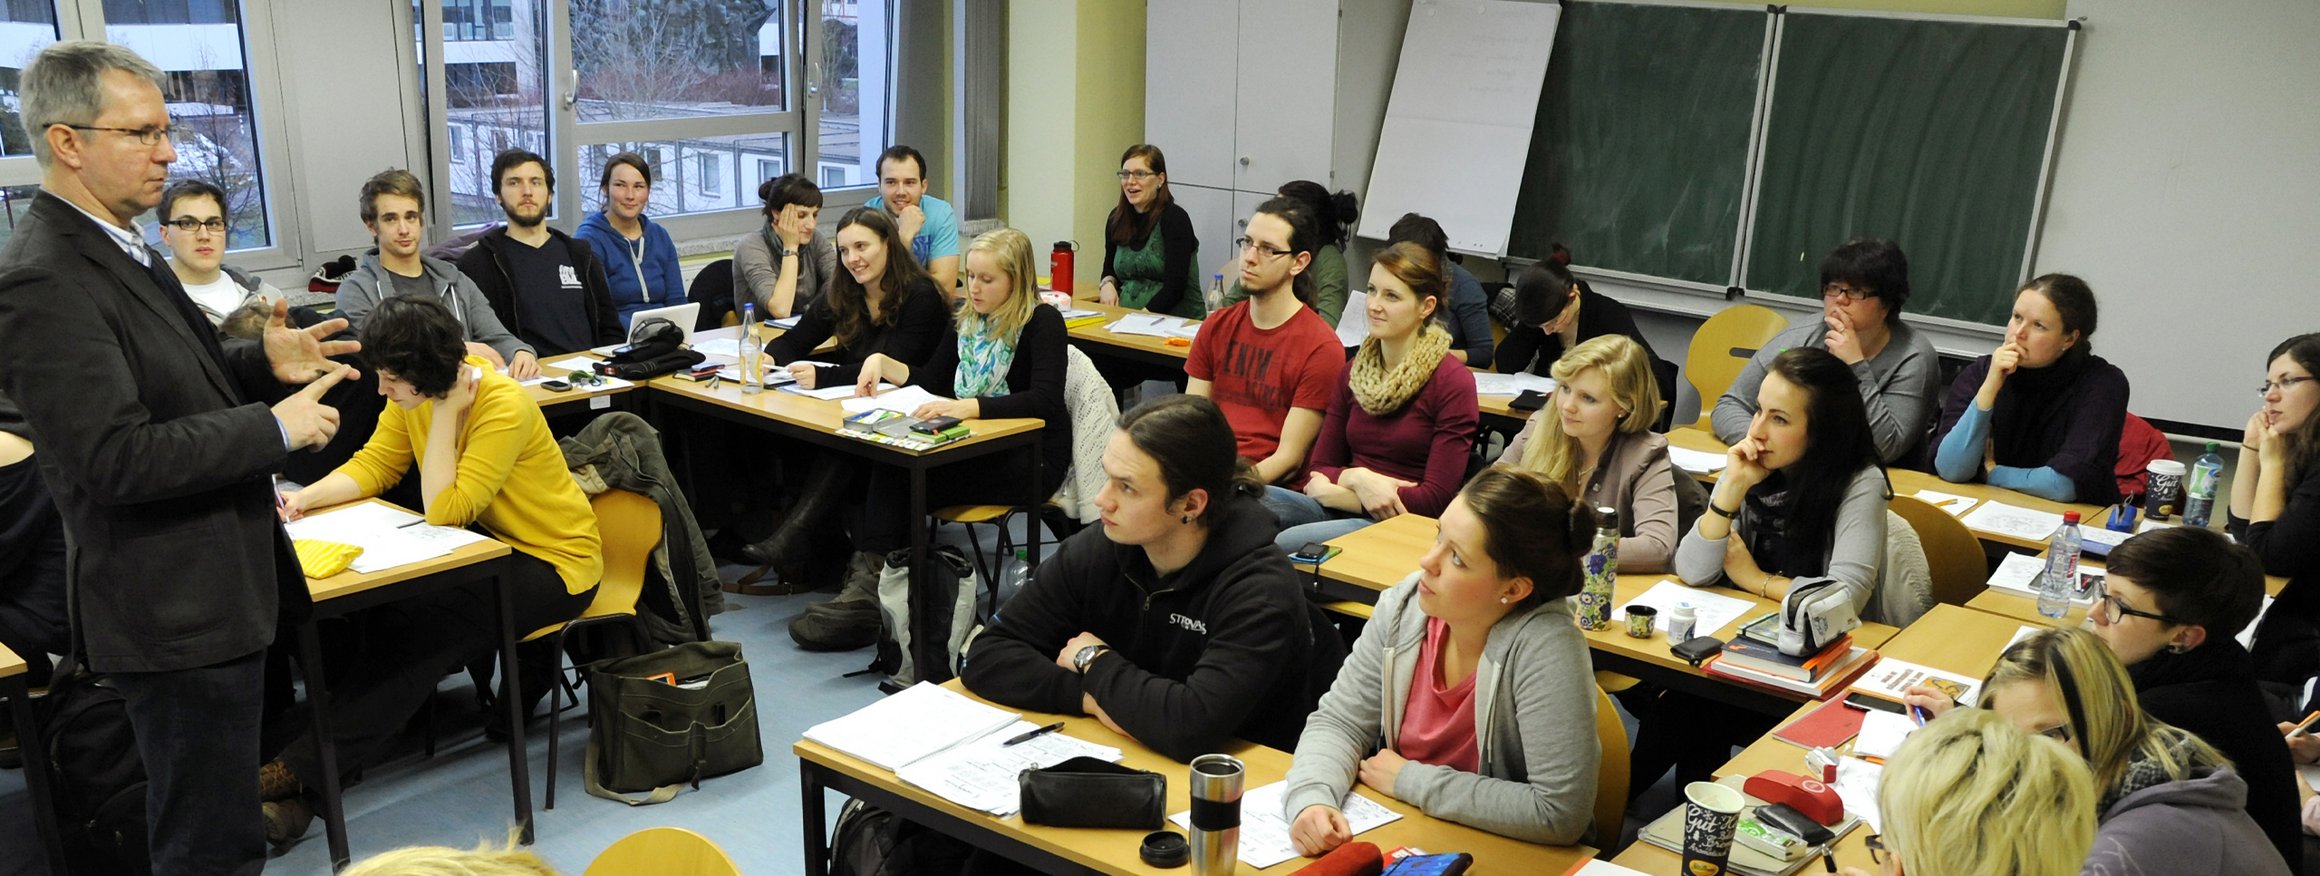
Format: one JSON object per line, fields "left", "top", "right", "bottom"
{"left": 1186, "top": 197, "right": 1345, "bottom": 484}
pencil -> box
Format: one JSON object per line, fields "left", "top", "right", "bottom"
{"left": 2288, "top": 711, "right": 2319, "bottom": 738}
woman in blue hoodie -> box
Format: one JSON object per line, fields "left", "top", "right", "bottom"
{"left": 574, "top": 151, "right": 686, "bottom": 330}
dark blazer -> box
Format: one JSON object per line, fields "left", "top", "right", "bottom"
{"left": 0, "top": 192, "right": 308, "bottom": 673}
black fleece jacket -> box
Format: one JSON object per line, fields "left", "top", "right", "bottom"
{"left": 961, "top": 489, "right": 1327, "bottom": 760}
{"left": 457, "top": 226, "right": 625, "bottom": 355}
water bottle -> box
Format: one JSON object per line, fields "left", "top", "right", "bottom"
{"left": 1205, "top": 272, "right": 1224, "bottom": 313}
{"left": 2038, "top": 511, "right": 2082, "bottom": 619}
{"left": 1577, "top": 507, "right": 1619, "bottom": 630}
{"left": 2183, "top": 442, "right": 2225, "bottom": 528}
{"left": 738, "top": 302, "right": 763, "bottom": 395}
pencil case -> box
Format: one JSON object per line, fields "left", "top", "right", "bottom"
{"left": 1018, "top": 756, "right": 1165, "bottom": 829}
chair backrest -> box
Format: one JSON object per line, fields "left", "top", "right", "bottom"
{"left": 585, "top": 826, "right": 740, "bottom": 876}
{"left": 1683, "top": 304, "right": 1788, "bottom": 425}
{"left": 687, "top": 259, "right": 736, "bottom": 331}
{"left": 584, "top": 488, "right": 663, "bottom": 622}
{"left": 1592, "top": 684, "right": 1629, "bottom": 845}
{"left": 1049, "top": 345, "right": 1122, "bottom": 524}
{"left": 1888, "top": 496, "right": 1985, "bottom": 609}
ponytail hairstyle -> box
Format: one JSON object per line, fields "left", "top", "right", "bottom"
{"left": 1115, "top": 394, "right": 1263, "bottom": 527}
{"left": 1512, "top": 242, "right": 1578, "bottom": 327}
{"left": 1104, "top": 144, "right": 1174, "bottom": 247}
{"left": 1982, "top": 627, "right": 2228, "bottom": 796}
{"left": 1275, "top": 180, "right": 1358, "bottom": 251}
{"left": 2020, "top": 273, "right": 2100, "bottom": 354}
{"left": 827, "top": 207, "right": 930, "bottom": 350}
{"left": 1877, "top": 709, "right": 2097, "bottom": 876}
{"left": 1367, "top": 241, "right": 1446, "bottom": 324}
{"left": 1756, "top": 347, "right": 1888, "bottom": 568}
{"left": 1458, "top": 467, "right": 1598, "bottom": 607}
{"left": 2266, "top": 332, "right": 2320, "bottom": 485}
{"left": 1515, "top": 334, "right": 1663, "bottom": 494}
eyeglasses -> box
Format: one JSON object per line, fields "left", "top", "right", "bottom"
{"left": 566, "top": 369, "right": 604, "bottom": 387}
{"left": 1820, "top": 283, "right": 1874, "bottom": 303}
{"left": 59, "top": 123, "right": 172, "bottom": 147}
{"left": 2032, "top": 722, "right": 2074, "bottom": 742}
{"left": 1115, "top": 170, "right": 1159, "bottom": 181}
{"left": 1236, "top": 237, "right": 1294, "bottom": 260}
{"left": 167, "top": 217, "right": 227, "bottom": 234}
{"left": 1864, "top": 834, "right": 1887, "bottom": 864}
{"left": 2090, "top": 578, "right": 2178, "bottom": 626}
{"left": 2259, "top": 375, "right": 2314, "bottom": 397}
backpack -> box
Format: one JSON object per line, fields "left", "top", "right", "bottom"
{"left": 41, "top": 670, "right": 152, "bottom": 876}
{"left": 871, "top": 546, "right": 981, "bottom": 687}
{"left": 827, "top": 799, "right": 1038, "bottom": 876}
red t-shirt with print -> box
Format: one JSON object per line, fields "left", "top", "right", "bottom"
{"left": 1183, "top": 300, "right": 1344, "bottom": 468}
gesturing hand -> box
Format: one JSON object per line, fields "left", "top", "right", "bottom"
{"left": 272, "top": 365, "right": 354, "bottom": 450}
{"left": 261, "top": 299, "right": 360, "bottom": 386}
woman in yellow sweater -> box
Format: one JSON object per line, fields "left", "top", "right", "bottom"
{"left": 264, "top": 295, "right": 600, "bottom": 845}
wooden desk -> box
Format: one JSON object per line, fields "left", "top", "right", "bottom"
{"left": 1611, "top": 605, "right": 2032, "bottom": 873}
{"left": 1966, "top": 551, "right": 2290, "bottom": 626}
{"left": 524, "top": 350, "right": 640, "bottom": 413}
{"left": 296, "top": 500, "right": 520, "bottom": 867}
{"left": 1064, "top": 298, "right": 1198, "bottom": 370}
{"left": 1, "top": 641, "right": 63, "bottom": 871}
{"left": 793, "top": 682, "right": 1595, "bottom": 875}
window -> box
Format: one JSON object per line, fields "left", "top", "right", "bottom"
{"left": 107, "top": 0, "right": 277, "bottom": 249}
{"left": 426, "top": 0, "right": 547, "bottom": 228}
{"left": 816, "top": 0, "right": 890, "bottom": 190}
{"left": 696, "top": 151, "right": 720, "bottom": 197}
{"left": 443, "top": 0, "right": 511, "bottom": 41}
{"left": 0, "top": 2, "right": 61, "bottom": 160}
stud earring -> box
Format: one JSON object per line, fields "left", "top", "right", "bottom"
{"left": 1498, "top": 596, "right": 1509, "bottom": 604}
{"left": 2167, "top": 642, "right": 2191, "bottom": 654}
{"left": 1181, "top": 514, "right": 1192, "bottom": 524}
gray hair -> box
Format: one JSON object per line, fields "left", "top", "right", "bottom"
{"left": 19, "top": 41, "right": 167, "bottom": 167}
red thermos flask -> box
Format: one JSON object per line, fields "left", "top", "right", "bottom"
{"left": 1050, "top": 241, "right": 1075, "bottom": 293}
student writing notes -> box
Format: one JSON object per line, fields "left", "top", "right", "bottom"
{"left": 1185, "top": 197, "right": 1345, "bottom": 485}
{"left": 959, "top": 395, "right": 1342, "bottom": 761}
{"left": 1933, "top": 274, "right": 2129, "bottom": 504}
{"left": 1490, "top": 243, "right": 1653, "bottom": 379}
{"left": 574, "top": 150, "right": 687, "bottom": 329}
{"left": 2237, "top": 334, "right": 2320, "bottom": 686}
{"left": 1499, "top": 334, "right": 1680, "bottom": 573}
{"left": 1284, "top": 469, "right": 1602, "bottom": 852}
{"left": 1098, "top": 144, "right": 1203, "bottom": 318}
{"left": 1837, "top": 709, "right": 2097, "bottom": 876}
{"left": 1219, "top": 180, "right": 1359, "bottom": 327}
{"left": 1262, "top": 241, "right": 1478, "bottom": 554}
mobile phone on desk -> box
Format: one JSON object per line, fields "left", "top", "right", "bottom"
{"left": 1381, "top": 852, "right": 1472, "bottom": 876}
{"left": 540, "top": 380, "right": 571, "bottom": 391}
{"left": 1843, "top": 692, "right": 1907, "bottom": 715}
{"left": 1289, "top": 542, "right": 1341, "bottom": 564}
{"left": 911, "top": 415, "right": 963, "bottom": 434}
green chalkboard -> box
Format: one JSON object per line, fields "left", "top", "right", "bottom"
{"left": 1744, "top": 13, "right": 2069, "bottom": 326}
{"left": 1508, "top": 1, "right": 1766, "bottom": 286}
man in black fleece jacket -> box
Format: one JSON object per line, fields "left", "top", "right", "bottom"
{"left": 962, "top": 487, "right": 1338, "bottom": 761}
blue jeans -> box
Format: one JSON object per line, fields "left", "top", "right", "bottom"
{"left": 1261, "top": 486, "right": 1375, "bottom": 555}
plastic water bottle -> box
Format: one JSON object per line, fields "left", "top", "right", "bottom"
{"left": 1205, "top": 272, "right": 1224, "bottom": 313}
{"left": 2183, "top": 442, "right": 2226, "bottom": 528}
{"left": 739, "top": 302, "right": 762, "bottom": 394}
{"left": 2038, "top": 511, "right": 2082, "bottom": 619}
{"left": 1576, "top": 507, "right": 1619, "bottom": 630}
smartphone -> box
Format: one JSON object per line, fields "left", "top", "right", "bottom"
{"left": 1843, "top": 692, "right": 1907, "bottom": 715}
{"left": 541, "top": 380, "right": 572, "bottom": 392}
{"left": 1288, "top": 542, "right": 1341, "bottom": 564}
{"left": 1382, "top": 852, "right": 1472, "bottom": 876}
{"left": 911, "top": 415, "right": 963, "bottom": 434}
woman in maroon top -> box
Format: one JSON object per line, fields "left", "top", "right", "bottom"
{"left": 1260, "top": 241, "right": 1479, "bottom": 554}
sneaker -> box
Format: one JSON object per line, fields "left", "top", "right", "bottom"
{"left": 788, "top": 601, "right": 879, "bottom": 651}
{"left": 262, "top": 797, "right": 313, "bottom": 847}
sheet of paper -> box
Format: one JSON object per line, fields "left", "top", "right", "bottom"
{"left": 2006, "top": 624, "right": 2041, "bottom": 653}
{"left": 1610, "top": 580, "right": 1757, "bottom": 637}
{"left": 1910, "top": 489, "right": 1980, "bottom": 517}
{"left": 285, "top": 502, "right": 421, "bottom": 536}
{"left": 801, "top": 682, "right": 1021, "bottom": 772}
{"left": 1566, "top": 861, "right": 1653, "bottom": 876}
{"left": 893, "top": 721, "right": 1124, "bottom": 816}
{"left": 2239, "top": 595, "right": 2276, "bottom": 649}
{"left": 1667, "top": 445, "right": 1728, "bottom": 475}
{"left": 1107, "top": 313, "right": 1190, "bottom": 337}
{"left": 1168, "top": 782, "right": 1400, "bottom": 870}
{"left": 1851, "top": 658, "right": 1980, "bottom": 707}
{"left": 284, "top": 505, "right": 467, "bottom": 574}
{"left": 2137, "top": 517, "right": 2179, "bottom": 534}
{"left": 1831, "top": 756, "right": 1884, "bottom": 832}
{"left": 1958, "top": 501, "right": 2065, "bottom": 542}
{"left": 1336, "top": 290, "right": 1371, "bottom": 347}
{"left": 691, "top": 338, "right": 743, "bottom": 359}
{"left": 1984, "top": 552, "right": 2099, "bottom": 602}
{"left": 1852, "top": 709, "right": 1918, "bottom": 760}
{"left": 1470, "top": 371, "right": 1557, "bottom": 397}
{"left": 2079, "top": 525, "right": 2131, "bottom": 552}
{"left": 783, "top": 381, "right": 891, "bottom": 401}
{"left": 839, "top": 385, "right": 951, "bottom": 415}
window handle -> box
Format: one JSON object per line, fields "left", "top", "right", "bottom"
{"left": 562, "top": 69, "right": 578, "bottom": 109}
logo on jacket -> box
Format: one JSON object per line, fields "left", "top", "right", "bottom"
{"left": 558, "top": 265, "right": 583, "bottom": 288}
{"left": 1167, "top": 613, "right": 1208, "bottom": 635}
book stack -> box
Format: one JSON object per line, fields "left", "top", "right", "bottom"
{"left": 838, "top": 409, "right": 971, "bottom": 451}
{"left": 1704, "top": 614, "right": 1880, "bottom": 700}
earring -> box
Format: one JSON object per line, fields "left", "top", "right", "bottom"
{"left": 1498, "top": 596, "right": 1509, "bottom": 604}
{"left": 1181, "top": 514, "right": 1192, "bottom": 524}
{"left": 2167, "top": 642, "right": 2191, "bottom": 654}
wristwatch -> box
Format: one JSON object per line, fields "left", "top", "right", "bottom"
{"left": 1072, "top": 644, "right": 1111, "bottom": 674}
{"left": 780, "top": 248, "right": 798, "bottom": 258}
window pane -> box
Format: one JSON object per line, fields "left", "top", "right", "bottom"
{"left": 569, "top": 0, "right": 788, "bottom": 122}
{"left": 0, "top": 183, "right": 42, "bottom": 251}
{"left": 432, "top": 0, "right": 550, "bottom": 228}
{"left": 817, "top": 0, "right": 888, "bottom": 190}
{"left": 577, "top": 133, "right": 788, "bottom": 219}
{"left": 0, "top": 3, "right": 59, "bottom": 160}
{"left": 109, "top": 1, "right": 272, "bottom": 248}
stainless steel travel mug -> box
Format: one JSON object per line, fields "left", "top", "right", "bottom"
{"left": 1187, "top": 754, "right": 1244, "bottom": 875}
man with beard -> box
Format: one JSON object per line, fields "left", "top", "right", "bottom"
{"left": 457, "top": 148, "right": 624, "bottom": 356}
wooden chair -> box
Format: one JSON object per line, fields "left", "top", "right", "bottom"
{"left": 1682, "top": 304, "right": 1787, "bottom": 426}
{"left": 1889, "top": 495, "right": 1987, "bottom": 608}
{"left": 1593, "top": 684, "right": 1630, "bottom": 845}
{"left": 525, "top": 488, "right": 661, "bottom": 809}
{"left": 584, "top": 826, "right": 740, "bottom": 876}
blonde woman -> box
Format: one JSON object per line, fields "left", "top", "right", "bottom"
{"left": 1496, "top": 334, "right": 1680, "bottom": 573}
{"left": 1909, "top": 628, "right": 2292, "bottom": 875}
{"left": 1841, "top": 709, "right": 2096, "bottom": 876}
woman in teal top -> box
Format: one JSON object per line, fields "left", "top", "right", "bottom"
{"left": 1221, "top": 180, "right": 1356, "bottom": 327}
{"left": 1098, "top": 144, "right": 1204, "bottom": 319}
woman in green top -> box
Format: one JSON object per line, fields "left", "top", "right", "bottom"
{"left": 1220, "top": 179, "right": 1356, "bottom": 327}
{"left": 1098, "top": 144, "right": 1205, "bottom": 319}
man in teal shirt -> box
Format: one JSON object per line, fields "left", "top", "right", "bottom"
{"left": 862, "top": 144, "right": 960, "bottom": 294}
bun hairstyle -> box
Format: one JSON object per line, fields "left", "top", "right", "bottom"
{"left": 1115, "top": 394, "right": 1264, "bottom": 526}
{"left": 1512, "top": 241, "right": 1578, "bottom": 326}
{"left": 757, "top": 173, "right": 823, "bottom": 221}
{"left": 1275, "top": 180, "right": 1358, "bottom": 250}
{"left": 1459, "top": 467, "right": 1598, "bottom": 606}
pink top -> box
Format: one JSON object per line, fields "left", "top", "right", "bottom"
{"left": 1397, "top": 617, "right": 1480, "bottom": 773}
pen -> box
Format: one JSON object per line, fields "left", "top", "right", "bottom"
{"left": 2289, "top": 711, "right": 2320, "bottom": 738}
{"left": 1909, "top": 705, "right": 1929, "bottom": 727}
{"left": 1822, "top": 846, "right": 1839, "bottom": 873}
{"left": 1002, "top": 721, "right": 1065, "bottom": 747}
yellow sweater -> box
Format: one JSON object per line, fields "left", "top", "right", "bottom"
{"left": 336, "top": 358, "right": 602, "bottom": 594}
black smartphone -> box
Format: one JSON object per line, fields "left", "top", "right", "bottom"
{"left": 1755, "top": 802, "right": 1835, "bottom": 846}
{"left": 911, "top": 415, "right": 964, "bottom": 434}
{"left": 1843, "top": 692, "right": 1907, "bottom": 715}
{"left": 1288, "top": 542, "right": 1340, "bottom": 564}
{"left": 541, "top": 380, "right": 572, "bottom": 392}
{"left": 1383, "top": 852, "right": 1473, "bottom": 876}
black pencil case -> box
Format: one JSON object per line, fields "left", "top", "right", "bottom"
{"left": 1018, "top": 756, "right": 1165, "bottom": 829}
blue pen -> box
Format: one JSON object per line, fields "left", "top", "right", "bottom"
{"left": 1909, "top": 705, "right": 1930, "bottom": 727}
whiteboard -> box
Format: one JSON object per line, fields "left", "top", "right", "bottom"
{"left": 1356, "top": 0, "right": 1560, "bottom": 257}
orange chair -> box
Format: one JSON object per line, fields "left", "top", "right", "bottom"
{"left": 524, "top": 488, "right": 661, "bottom": 809}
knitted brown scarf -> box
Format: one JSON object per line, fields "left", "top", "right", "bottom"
{"left": 1350, "top": 323, "right": 1452, "bottom": 416}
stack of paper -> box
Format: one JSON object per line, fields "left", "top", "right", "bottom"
{"left": 1168, "top": 782, "right": 1401, "bottom": 869}
{"left": 802, "top": 682, "right": 1021, "bottom": 771}
{"left": 284, "top": 503, "right": 491, "bottom": 574}
{"left": 1471, "top": 371, "right": 1556, "bottom": 397}
{"left": 1667, "top": 445, "right": 1728, "bottom": 474}
{"left": 893, "top": 721, "right": 1124, "bottom": 816}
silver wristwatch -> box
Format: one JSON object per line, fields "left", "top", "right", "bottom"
{"left": 1072, "top": 644, "right": 1111, "bottom": 674}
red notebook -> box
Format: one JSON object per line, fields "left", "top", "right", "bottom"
{"left": 1772, "top": 697, "right": 1869, "bottom": 749}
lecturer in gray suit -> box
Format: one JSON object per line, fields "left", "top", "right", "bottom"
{"left": 0, "top": 42, "right": 354, "bottom": 875}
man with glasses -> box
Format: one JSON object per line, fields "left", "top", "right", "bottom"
{"left": 159, "top": 178, "right": 286, "bottom": 332}
{"left": 1185, "top": 197, "right": 1344, "bottom": 485}
{"left": 1712, "top": 237, "right": 1941, "bottom": 464}
{"left": 455, "top": 148, "right": 624, "bottom": 357}
{"left": 863, "top": 144, "right": 960, "bottom": 292}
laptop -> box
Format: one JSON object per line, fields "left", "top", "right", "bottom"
{"left": 592, "top": 302, "right": 701, "bottom": 354}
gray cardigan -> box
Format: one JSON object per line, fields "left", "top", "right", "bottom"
{"left": 733, "top": 226, "right": 839, "bottom": 320}
{"left": 335, "top": 250, "right": 533, "bottom": 362}
{"left": 1674, "top": 464, "right": 1887, "bottom": 612}
{"left": 1283, "top": 575, "right": 1599, "bottom": 846}
{"left": 1498, "top": 425, "right": 1681, "bottom": 574}
{"left": 1711, "top": 320, "right": 1941, "bottom": 464}
{"left": 2082, "top": 766, "right": 2291, "bottom": 876}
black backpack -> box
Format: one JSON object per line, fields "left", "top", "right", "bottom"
{"left": 595, "top": 316, "right": 703, "bottom": 380}
{"left": 41, "top": 670, "right": 151, "bottom": 875}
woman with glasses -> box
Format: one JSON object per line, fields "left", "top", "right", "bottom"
{"left": 575, "top": 151, "right": 685, "bottom": 329}
{"left": 1931, "top": 273, "right": 2129, "bottom": 504}
{"left": 2235, "top": 334, "right": 2320, "bottom": 686}
{"left": 1218, "top": 180, "right": 1359, "bottom": 326}
{"left": 1713, "top": 239, "right": 1940, "bottom": 465}
{"left": 1840, "top": 709, "right": 2096, "bottom": 876}
{"left": 1099, "top": 144, "right": 1204, "bottom": 318}
{"left": 1907, "top": 627, "right": 2292, "bottom": 875}
{"left": 1497, "top": 334, "right": 1681, "bottom": 573}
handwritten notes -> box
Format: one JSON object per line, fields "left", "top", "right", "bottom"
{"left": 1169, "top": 782, "right": 1400, "bottom": 869}
{"left": 1958, "top": 501, "right": 2064, "bottom": 542}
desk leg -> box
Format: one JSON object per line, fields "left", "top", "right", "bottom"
{"left": 798, "top": 758, "right": 830, "bottom": 876}
{"left": 908, "top": 464, "right": 945, "bottom": 683}
{"left": 297, "top": 622, "right": 352, "bottom": 868}
{"left": 8, "top": 675, "right": 65, "bottom": 873}
{"left": 493, "top": 566, "right": 536, "bottom": 844}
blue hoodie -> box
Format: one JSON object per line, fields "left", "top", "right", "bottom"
{"left": 574, "top": 211, "right": 685, "bottom": 328}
